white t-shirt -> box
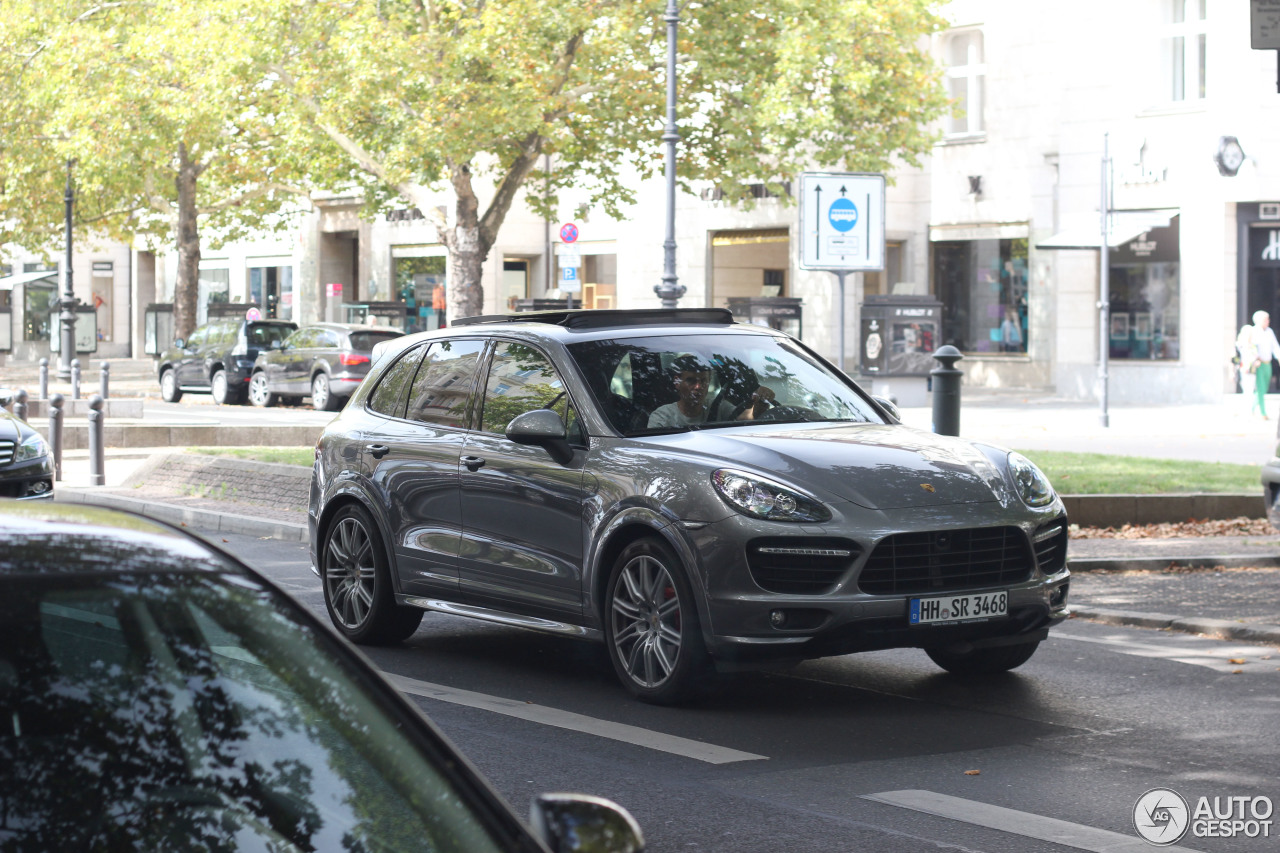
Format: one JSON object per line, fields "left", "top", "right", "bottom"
{"left": 1255, "top": 325, "right": 1280, "bottom": 363}
{"left": 647, "top": 399, "right": 735, "bottom": 429}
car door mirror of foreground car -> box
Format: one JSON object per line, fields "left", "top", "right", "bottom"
{"left": 531, "top": 793, "right": 645, "bottom": 853}
{"left": 872, "top": 395, "right": 901, "bottom": 422}
{"left": 506, "top": 408, "right": 574, "bottom": 464}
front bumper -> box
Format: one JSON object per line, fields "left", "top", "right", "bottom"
{"left": 0, "top": 456, "right": 55, "bottom": 499}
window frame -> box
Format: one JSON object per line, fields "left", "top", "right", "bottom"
{"left": 478, "top": 337, "right": 587, "bottom": 446}
{"left": 942, "top": 28, "right": 986, "bottom": 139}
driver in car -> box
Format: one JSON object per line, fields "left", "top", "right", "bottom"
{"left": 647, "top": 355, "right": 775, "bottom": 428}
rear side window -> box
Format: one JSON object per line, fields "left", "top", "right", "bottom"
{"left": 349, "top": 332, "right": 403, "bottom": 353}
{"left": 406, "top": 340, "right": 485, "bottom": 428}
{"left": 317, "top": 331, "right": 341, "bottom": 349}
{"left": 367, "top": 345, "right": 425, "bottom": 418}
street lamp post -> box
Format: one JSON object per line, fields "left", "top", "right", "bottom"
{"left": 653, "top": 0, "right": 685, "bottom": 308}
{"left": 58, "top": 159, "right": 77, "bottom": 381}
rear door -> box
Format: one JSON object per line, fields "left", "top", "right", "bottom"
{"left": 458, "top": 340, "right": 591, "bottom": 618}
{"left": 278, "top": 327, "right": 316, "bottom": 392}
{"left": 361, "top": 339, "right": 486, "bottom": 598}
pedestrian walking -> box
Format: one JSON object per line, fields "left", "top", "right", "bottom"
{"left": 1239, "top": 310, "right": 1280, "bottom": 418}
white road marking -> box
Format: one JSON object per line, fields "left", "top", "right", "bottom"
{"left": 386, "top": 673, "right": 767, "bottom": 765}
{"left": 864, "top": 789, "right": 1204, "bottom": 853}
{"left": 1052, "top": 631, "right": 1274, "bottom": 673}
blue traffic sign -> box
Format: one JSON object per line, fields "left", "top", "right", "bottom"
{"left": 828, "top": 197, "right": 858, "bottom": 232}
{"left": 561, "top": 267, "right": 578, "bottom": 281}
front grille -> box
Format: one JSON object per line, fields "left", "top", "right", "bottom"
{"left": 746, "top": 537, "right": 860, "bottom": 595}
{"left": 0, "top": 439, "right": 14, "bottom": 465}
{"left": 1033, "top": 517, "right": 1069, "bottom": 574}
{"left": 857, "top": 526, "right": 1034, "bottom": 596}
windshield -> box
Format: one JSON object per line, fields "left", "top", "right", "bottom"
{"left": 0, "top": 573, "right": 509, "bottom": 852}
{"left": 567, "top": 332, "right": 886, "bottom": 436}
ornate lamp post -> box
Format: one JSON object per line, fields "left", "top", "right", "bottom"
{"left": 58, "top": 159, "right": 77, "bottom": 380}
{"left": 653, "top": 0, "right": 686, "bottom": 308}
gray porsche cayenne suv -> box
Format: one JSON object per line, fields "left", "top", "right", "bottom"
{"left": 309, "top": 309, "right": 1070, "bottom": 704}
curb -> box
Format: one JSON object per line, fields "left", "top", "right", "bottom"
{"left": 1070, "top": 606, "right": 1280, "bottom": 646}
{"left": 1068, "top": 554, "right": 1280, "bottom": 572}
{"left": 55, "top": 488, "right": 308, "bottom": 543}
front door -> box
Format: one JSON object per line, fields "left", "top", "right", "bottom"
{"left": 458, "top": 341, "right": 590, "bottom": 618}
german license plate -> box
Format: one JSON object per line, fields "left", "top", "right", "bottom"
{"left": 910, "top": 590, "right": 1007, "bottom": 625}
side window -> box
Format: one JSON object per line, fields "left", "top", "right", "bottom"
{"left": 318, "top": 331, "right": 341, "bottom": 349}
{"left": 282, "top": 328, "right": 309, "bottom": 349}
{"left": 406, "top": 339, "right": 485, "bottom": 428}
{"left": 479, "top": 342, "right": 567, "bottom": 434}
{"left": 367, "top": 345, "right": 426, "bottom": 418}
{"left": 186, "top": 326, "right": 208, "bottom": 348}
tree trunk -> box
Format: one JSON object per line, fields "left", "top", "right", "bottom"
{"left": 173, "top": 143, "right": 202, "bottom": 341}
{"left": 444, "top": 163, "right": 489, "bottom": 320}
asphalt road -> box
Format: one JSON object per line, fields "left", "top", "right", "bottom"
{"left": 217, "top": 531, "right": 1280, "bottom": 853}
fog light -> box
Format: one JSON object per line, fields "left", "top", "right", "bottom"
{"left": 769, "top": 610, "right": 787, "bottom": 628}
{"left": 25, "top": 479, "right": 51, "bottom": 497}
{"left": 1049, "top": 582, "right": 1069, "bottom": 608}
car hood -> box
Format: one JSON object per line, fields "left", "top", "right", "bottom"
{"left": 0, "top": 411, "right": 24, "bottom": 442}
{"left": 653, "top": 423, "right": 1008, "bottom": 510}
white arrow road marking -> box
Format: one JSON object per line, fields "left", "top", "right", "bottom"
{"left": 387, "top": 673, "right": 767, "bottom": 765}
{"left": 864, "top": 790, "right": 1204, "bottom": 853}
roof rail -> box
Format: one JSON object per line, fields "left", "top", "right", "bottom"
{"left": 450, "top": 308, "right": 736, "bottom": 329}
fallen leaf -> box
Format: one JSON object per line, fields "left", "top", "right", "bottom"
{"left": 1232, "top": 669, "right": 1243, "bottom": 674}
{"left": 1228, "top": 658, "right": 1246, "bottom": 665}
{"left": 964, "top": 770, "right": 980, "bottom": 776}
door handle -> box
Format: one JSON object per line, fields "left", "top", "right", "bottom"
{"left": 368, "top": 444, "right": 390, "bottom": 459}
{"left": 462, "top": 455, "right": 486, "bottom": 472}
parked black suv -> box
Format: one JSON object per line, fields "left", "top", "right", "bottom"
{"left": 157, "top": 318, "right": 297, "bottom": 404}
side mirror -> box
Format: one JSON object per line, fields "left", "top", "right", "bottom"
{"left": 530, "top": 793, "right": 645, "bottom": 853}
{"left": 174, "top": 338, "right": 186, "bottom": 350}
{"left": 506, "top": 409, "right": 573, "bottom": 465}
{"left": 872, "top": 395, "right": 901, "bottom": 422}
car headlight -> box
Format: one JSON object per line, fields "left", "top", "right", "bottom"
{"left": 1007, "top": 452, "right": 1054, "bottom": 507}
{"left": 15, "top": 432, "right": 48, "bottom": 462}
{"left": 711, "top": 469, "right": 831, "bottom": 522}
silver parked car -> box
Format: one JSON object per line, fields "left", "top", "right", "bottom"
{"left": 309, "top": 309, "right": 1071, "bottom": 704}
{"left": 248, "top": 322, "right": 405, "bottom": 411}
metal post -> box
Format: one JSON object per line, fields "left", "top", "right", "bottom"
{"left": 38, "top": 358, "right": 48, "bottom": 400}
{"left": 48, "top": 393, "right": 63, "bottom": 482}
{"left": 653, "top": 0, "right": 686, "bottom": 308}
{"left": 1098, "top": 134, "right": 1111, "bottom": 428}
{"left": 71, "top": 358, "right": 81, "bottom": 400}
{"left": 58, "top": 159, "right": 77, "bottom": 381}
{"left": 100, "top": 361, "right": 110, "bottom": 399}
{"left": 87, "top": 393, "right": 105, "bottom": 486}
{"left": 834, "top": 270, "right": 849, "bottom": 374}
{"left": 930, "top": 345, "right": 964, "bottom": 436}
{"left": 14, "top": 389, "right": 27, "bottom": 422}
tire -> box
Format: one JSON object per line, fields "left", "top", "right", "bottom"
{"left": 605, "top": 537, "right": 713, "bottom": 705}
{"left": 211, "top": 369, "right": 239, "bottom": 405}
{"left": 159, "top": 369, "right": 182, "bottom": 403}
{"left": 312, "top": 372, "right": 339, "bottom": 411}
{"left": 926, "top": 640, "right": 1040, "bottom": 676}
{"left": 247, "top": 372, "right": 276, "bottom": 407}
{"left": 321, "top": 504, "right": 423, "bottom": 645}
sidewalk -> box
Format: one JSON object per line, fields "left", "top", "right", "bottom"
{"left": 50, "top": 449, "right": 1280, "bottom": 649}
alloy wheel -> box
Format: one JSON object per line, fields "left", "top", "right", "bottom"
{"left": 248, "top": 373, "right": 273, "bottom": 407}
{"left": 610, "top": 554, "right": 683, "bottom": 688}
{"left": 312, "top": 373, "right": 330, "bottom": 410}
{"left": 324, "top": 515, "right": 377, "bottom": 630}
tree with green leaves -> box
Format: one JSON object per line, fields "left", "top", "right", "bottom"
{"left": 251, "top": 0, "right": 949, "bottom": 320}
{"left": 0, "top": 1, "right": 307, "bottom": 340}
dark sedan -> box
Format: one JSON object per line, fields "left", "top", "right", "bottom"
{"left": 157, "top": 317, "right": 297, "bottom": 405}
{"left": 0, "top": 501, "right": 643, "bottom": 852}
{"left": 0, "top": 395, "right": 53, "bottom": 499}
{"left": 248, "top": 323, "right": 404, "bottom": 411}
{"left": 309, "top": 308, "right": 1071, "bottom": 705}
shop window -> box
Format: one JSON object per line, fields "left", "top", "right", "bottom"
{"left": 944, "top": 30, "right": 985, "bottom": 137}
{"left": 1168, "top": 0, "right": 1206, "bottom": 102}
{"left": 933, "top": 238, "right": 1028, "bottom": 354}
{"left": 197, "top": 267, "right": 230, "bottom": 326}
{"left": 395, "top": 255, "right": 446, "bottom": 331}
{"left": 862, "top": 242, "right": 905, "bottom": 297}
{"left": 503, "top": 260, "right": 528, "bottom": 311}
{"left": 92, "top": 261, "right": 113, "bottom": 342}
{"left": 1109, "top": 217, "right": 1180, "bottom": 360}
{"left": 23, "top": 283, "right": 56, "bottom": 341}
{"left": 249, "top": 265, "right": 293, "bottom": 321}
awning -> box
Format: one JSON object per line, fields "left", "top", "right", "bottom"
{"left": 0, "top": 270, "right": 57, "bottom": 292}
{"left": 1036, "top": 209, "right": 1179, "bottom": 250}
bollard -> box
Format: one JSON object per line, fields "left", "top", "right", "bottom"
{"left": 930, "top": 345, "right": 964, "bottom": 436}
{"left": 100, "top": 361, "right": 110, "bottom": 399}
{"left": 71, "top": 358, "right": 81, "bottom": 400}
{"left": 87, "top": 394, "right": 105, "bottom": 486}
{"left": 38, "top": 358, "right": 48, "bottom": 400}
{"left": 49, "top": 393, "right": 64, "bottom": 482}
{"left": 14, "top": 389, "right": 27, "bottom": 422}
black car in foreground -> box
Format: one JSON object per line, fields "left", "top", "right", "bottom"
{"left": 0, "top": 394, "right": 52, "bottom": 499}
{"left": 157, "top": 317, "right": 298, "bottom": 404}
{"left": 0, "top": 501, "right": 643, "bottom": 852}
{"left": 309, "top": 308, "right": 1071, "bottom": 705}
{"left": 249, "top": 322, "right": 404, "bottom": 411}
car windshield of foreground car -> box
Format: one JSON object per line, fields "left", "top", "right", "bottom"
{"left": 567, "top": 332, "right": 886, "bottom": 436}
{"left": 0, "top": 569, "right": 510, "bottom": 852}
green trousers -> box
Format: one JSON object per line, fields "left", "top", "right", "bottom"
{"left": 1255, "top": 361, "right": 1273, "bottom": 415}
